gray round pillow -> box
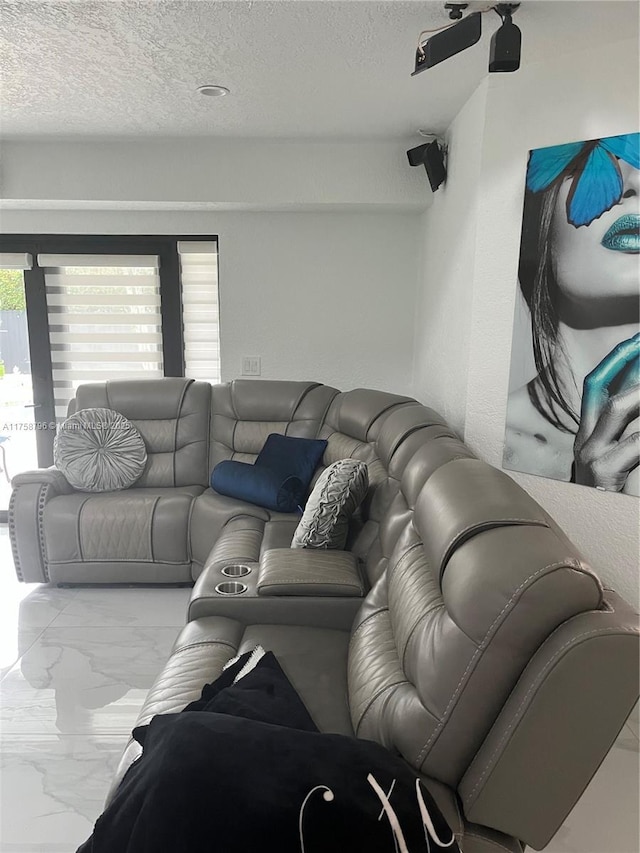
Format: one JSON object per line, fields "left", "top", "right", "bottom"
{"left": 54, "top": 407, "right": 147, "bottom": 492}
{"left": 291, "top": 458, "right": 369, "bottom": 549}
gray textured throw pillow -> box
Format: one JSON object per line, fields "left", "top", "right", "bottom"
{"left": 54, "top": 407, "right": 147, "bottom": 492}
{"left": 291, "top": 458, "right": 369, "bottom": 550}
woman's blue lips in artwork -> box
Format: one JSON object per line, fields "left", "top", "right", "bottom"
{"left": 601, "top": 213, "right": 640, "bottom": 252}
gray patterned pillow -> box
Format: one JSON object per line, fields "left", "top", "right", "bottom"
{"left": 291, "top": 458, "right": 369, "bottom": 550}
{"left": 54, "top": 407, "right": 147, "bottom": 492}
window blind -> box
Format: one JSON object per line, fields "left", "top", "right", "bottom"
{"left": 178, "top": 241, "right": 220, "bottom": 383}
{"left": 0, "top": 253, "right": 33, "bottom": 270}
{"left": 37, "top": 254, "right": 164, "bottom": 420}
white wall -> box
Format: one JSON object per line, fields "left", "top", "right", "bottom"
{"left": 0, "top": 208, "right": 421, "bottom": 395}
{"left": 412, "top": 80, "right": 488, "bottom": 434}
{"left": 413, "top": 37, "right": 640, "bottom": 604}
{"left": 0, "top": 137, "right": 427, "bottom": 211}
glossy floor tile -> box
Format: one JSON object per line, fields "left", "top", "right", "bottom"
{"left": 0, "top": 526, "right": 638, "bottom": 852}
{"left": 52, "top": 585, "right": 191, "bottom": 628}
{"left": 0, "top": 734, "right": 123, "bottom": 851}
{"left": 1, "top": 626, "right": 178, "bottom": 735}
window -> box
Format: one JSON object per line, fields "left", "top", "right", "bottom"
{"left": 178, "top": 241, "right": 221, "bottom": 383}
{"left": 38, "top": 253, "right": 164, "bottom": 420}
{"left": 0, "top": 234, "right": 220, "bottom": 470}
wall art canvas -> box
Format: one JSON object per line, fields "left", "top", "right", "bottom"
{"left": 503, "top": 131, "right": 640, "bottom": 496}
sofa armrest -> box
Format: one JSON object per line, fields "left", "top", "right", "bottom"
{"left": 9, "top": 467, "right": 75, "bottom": 583}
{"left": 11, "top": 467, "right": 74, "bottom": 493}
{"left": 458, "top": 590, "right": 640, "bottom": 849}
{"left": 257, "top": 548, "right": 364, "bottom": 597}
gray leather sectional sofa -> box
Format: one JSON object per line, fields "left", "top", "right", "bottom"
{"left": 9, "top": 377, "right": 640, "bottom": 851}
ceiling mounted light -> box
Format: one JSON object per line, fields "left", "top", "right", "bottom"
{"left": 197, "top": 85, "right": 230, "bottom": 97}
{"left": 412, "top": 2, "right": 522, "bottom": 75}
{"left": 489, "top": 4, "right": 521, "bottom": 73}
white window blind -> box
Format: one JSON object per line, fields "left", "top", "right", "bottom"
{"left": 37, "top": 254, "right": 164, "bottom": 420}
{"left": 178, "top": 241, "right": 220, "bottom": 383}
{"left": 0, "top": 253, "right": 33, "bottom": 270}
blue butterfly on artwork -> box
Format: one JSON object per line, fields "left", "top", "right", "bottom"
{"left": 526, "top": 132, "right": 640, "bottom": 227}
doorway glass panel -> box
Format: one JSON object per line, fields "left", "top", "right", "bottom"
{"left": 0, "top": 268, "right": 38, "bottom": 512}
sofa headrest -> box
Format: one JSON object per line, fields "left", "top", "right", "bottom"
{"left": 399, "top": 434, "right": 474, "bottom": 508}
{"left": 375, "top": 404, "right": 450, "bottom": 470}
{"left": 76, "top": 378, "right": 198, "bottom": 420}
{"left": 324, "top": 389, "right": 416, "bottom": 443}
{"left": 215, "top": 380, "right": 336, "bottom": 422}
{"left": 414, "top": 458, "right": 559, "bottom": 582}
{"left": 75, "top": 378, "right": 211, "bottom": 488}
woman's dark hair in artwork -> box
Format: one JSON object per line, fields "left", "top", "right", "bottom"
{"left": 517, "top": 180, "right": 578, "bottom": 433}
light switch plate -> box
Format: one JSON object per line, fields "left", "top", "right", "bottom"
{"left": 242, "top": 356, "right": 261, "bottom": 376}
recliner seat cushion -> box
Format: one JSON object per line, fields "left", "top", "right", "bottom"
{"left": 44, "top": 486, "right": 203, "bottom": 570}
{"left": 107, "top": 615, "right": 353, "bottom": 800}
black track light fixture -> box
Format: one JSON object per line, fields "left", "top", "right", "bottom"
{"left": 444, "top": 2, "right": 468, "bottom": 20}
{"left": 412, "top": 2, "right": 522, "bottom": 76}
{"left": 489, "top": 4, "right": 521, "bottom": 73}
{"left": 406, "top": 140, "right": 447, "bottom": 192}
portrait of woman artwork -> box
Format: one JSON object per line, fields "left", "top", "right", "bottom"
{"left": 504, "top": 131, "right": 640, "bottom": 496}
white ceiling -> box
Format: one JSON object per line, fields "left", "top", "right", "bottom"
{"left": 0, "top": 1, "right": 637, "bottom": 140}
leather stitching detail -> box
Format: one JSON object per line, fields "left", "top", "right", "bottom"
{"left": 37, "top": 484, "right": 53, "bottom": 580}
{"left": 148, "top": 497, "right": 160, "bottom": 562}
{"left": 355, "top": 678, "right": 410, "bottom": 736}
{"left": 290, "top": 383, "right": 320, "bottom": 423}
{"left": 172, "top": 639, "right": 238, "bottom": 654}
{"left": 439, "top": 519, "right": 549, "bottom": 581}
{"left": 259, "top": 579, "right": 363, "bottom": 593}
{"left": 401, "top": 602, "right": 446, "bottom": 672}
{"left": 173, "top": 379, "right": 192, "bottom": 487}
{"left": 8, "top": 487, "right": 23, "bottom": 581}
{"left": 462, "top": 624, "right": 640, "bottom": 807}
{"left": 463, "top": 833, "right": 521, "bottom": 853}
{"left": 348, "top": 607, "right": 389, "bottom": 647}
{"left": 230, "top": 383, "right": 239, "bottom": 420}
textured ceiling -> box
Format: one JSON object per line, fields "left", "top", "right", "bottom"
{"left": 0, "top": 1, "right": 638, "bottom": 139}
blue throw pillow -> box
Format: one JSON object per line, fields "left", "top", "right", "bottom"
{"left": 211, "top": 460, "right": 304, "bottom": 513}
{"left": 255, "top": 434, "right": 327, "bottom": 495}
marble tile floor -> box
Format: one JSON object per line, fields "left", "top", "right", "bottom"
{"left": 0, "top": 527, "right": 638, "bottom": 852}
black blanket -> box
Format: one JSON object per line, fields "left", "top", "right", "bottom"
{"left": 78, "top": 651, "right": 460, "bottom": 853}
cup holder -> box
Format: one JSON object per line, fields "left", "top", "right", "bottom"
{"left": 215, "top": 580, "right": 248, "bottom": 596}
{"left": 221, "top": 564, "right": 252, "bottom": 578}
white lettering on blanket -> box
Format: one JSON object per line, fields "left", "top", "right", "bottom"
{"left": 297, "top": 774, "right": 457, "bottom": 852}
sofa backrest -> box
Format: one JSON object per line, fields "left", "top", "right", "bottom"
{"left": 73, "top": 378, "right": 211, "bottom": 488}
{"left": 314, "top": 389, "right": 416, "bottom": 575}
{"left": 342, "top": 403, "right": 459, "bottom": 585}
{"left": 209, "top": 380, "right": 339, "bottom": 470}
{"left": 318, "top": 389, "right": 416, "bottom": 467}
{"left": 346, "top": 446, "right": 638, "bottom": 848}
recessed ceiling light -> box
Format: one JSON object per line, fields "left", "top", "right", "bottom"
{"left": 197, "top": 85, "right": 230, "bottom": 97}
